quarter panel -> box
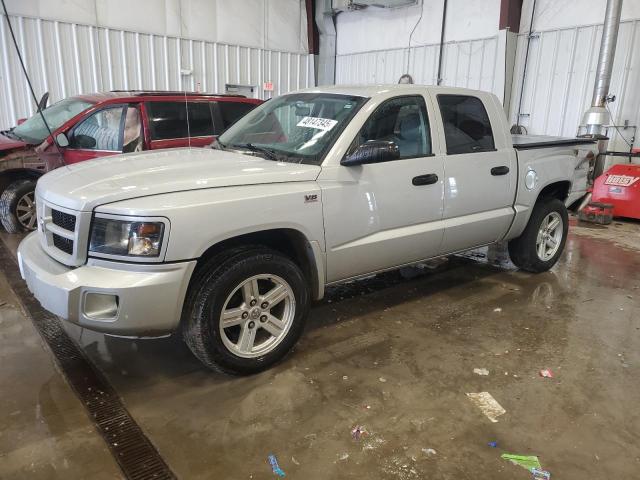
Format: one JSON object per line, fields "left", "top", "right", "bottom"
{"left": 505, "top": 146, "right": 585, "bottom": 240}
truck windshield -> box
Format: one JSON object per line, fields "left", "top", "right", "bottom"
{"left": 13, "top": 97, "right": 94, "bottom": 144}
{"left": 217, "top": 93, "right": 368, "bottom": 165}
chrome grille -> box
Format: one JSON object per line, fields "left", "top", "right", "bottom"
{"left": 37, "top": 195, "right": 90, "bottom": 267}
{"left": 52, "top": 209, "right": 76, "bottom": 232}
{"left": 52, "top": 234, "right": 74, "bottom": 254}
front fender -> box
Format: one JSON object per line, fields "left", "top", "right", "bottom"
{"left": 95, "top": 182, "right": 326, "bottom": 272}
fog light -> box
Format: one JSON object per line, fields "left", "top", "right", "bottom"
{"left": 83, "top": 292, "right": 119, "bottom": 320}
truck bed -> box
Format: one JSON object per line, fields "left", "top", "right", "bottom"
{"left": 512, "top": 134, "right": 596, "bottom": 150}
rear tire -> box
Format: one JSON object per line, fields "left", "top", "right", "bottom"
{"left": 0, "top": 179, "right": 37, "bottom": 233}
{"left": 182, "top": 246, "right": 310, "bottom": 375}
{"left": 508, "top": 198, "right": 568, "bottom": 273}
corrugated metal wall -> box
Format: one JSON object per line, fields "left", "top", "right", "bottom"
{"left": 510, "top": 19, "right": 640, "bottom": 150}
{"left": 0, "top": 13, "right": 315, "bottom": 129}
{"left": 336, "top": 36, "right": 500, "bottom": 96}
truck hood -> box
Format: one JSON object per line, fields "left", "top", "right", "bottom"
{"left": 0, "top": 132, "right": 27, "bottom": 152}
{"left": 37, "top": 147, "right": 321, "bottom": 211}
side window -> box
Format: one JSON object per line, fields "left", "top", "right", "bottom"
{"left": 146, "top": 101, "right": 215, "bottom": 139}
{"left": 353, "top": 96, "right": 431, "bottom": 159}
{"left": 437, "top": 95, "right": 495, "bottom": 154}
{"left": 71, "top": 106, "right": 125, "bottom": 151}
{"left": 187, "top": 102, "right": 214, "bottom": 137}
{"left": 218, "top": 102, "right": 258, "bottom": 130}
{"left": 146, "top": 102, "right": 189, "bottom": 140}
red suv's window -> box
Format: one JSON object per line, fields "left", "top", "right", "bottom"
{"left": 218, "top": 102, "right": 258, "bottom": 130}
{"left": 146, "top": 101, "right": 215, "bottom": 140}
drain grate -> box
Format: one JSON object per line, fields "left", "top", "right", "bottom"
{"left": 0, "top": 241, "right": 176, "bottom": 480}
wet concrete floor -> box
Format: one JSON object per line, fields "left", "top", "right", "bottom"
{"left": 1, "top": 218, "right": 639, "bottom": 479}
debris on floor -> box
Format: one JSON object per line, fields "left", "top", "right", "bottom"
{"left": 473, "top": 368, "right": 490, "bottom": 376}
{"left": 501, "top": 453, "right": 541, "bottom": 472}
{"left": 466, "top": 392, "right": 506, "bottom": 423}
{"left": 351, "top": 425, "right": 367, "bottom": 440}
{"left": 531, "top": 467, "right": 552, "bottom": 479}
{"left": 539, "top": 369, "right": 554, "bottom": 378}
{"left": 421, "top": 448, "right": 437, "bottom": 456}
{"left": 493, "top": 307, "right": 502, "bottom": 312}
{"left": 379, "top": 377, "right": 387, "bottom": 383}
{"left": 487, "top": 441, "right": 498, "bottom": 448}
{"left": 268, "top": 454, "right": 286, "bottom": 477}
{"left": 291, "top": 456, "right": 300, "bottom": 466}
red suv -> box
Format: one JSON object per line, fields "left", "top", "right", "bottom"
{"left": 0, "top": 91, "right": 262, "bottom": 232}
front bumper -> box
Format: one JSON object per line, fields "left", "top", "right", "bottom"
{"left": 17, "top": 232, "right": 196, "bottom": 337}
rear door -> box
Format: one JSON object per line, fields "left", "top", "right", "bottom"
{"left": 433, "top": 93, "right": 517, "bottom": 253}
{"left": 145, "top": 101, "right": 216, "bottom": 149}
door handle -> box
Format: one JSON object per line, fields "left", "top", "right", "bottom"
{"left": 412, "top": 173, "right": 439, "bottom": 186}
{"left": 491, "top": 166, "right": 510, "bottom": 176}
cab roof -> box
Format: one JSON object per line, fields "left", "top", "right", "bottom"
{"left": 290, "top": 84, "right": 493, "bottom": 98}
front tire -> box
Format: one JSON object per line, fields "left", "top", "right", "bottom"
{"left": 182, "top": 246, "right": 310, "bottom": 375}
{"left": 0, "top": 179, "right": 37, "bottom": 233}
{"left": 508, "top": 198, "right": 568, "bottom": 273}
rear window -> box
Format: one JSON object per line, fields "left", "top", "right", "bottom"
{"left": 437, "top": 95, "right": 495, "bottom": 154}
{"left": 218, "top": 101, "right": 258, "bottom": 130}
{"left": 146, "top": 101, "right": 214, "bottom": 140}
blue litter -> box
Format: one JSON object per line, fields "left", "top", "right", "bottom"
{"left": 531, "top": 468, "right": 551, "bottom": 479}
{"left": 488, "top": 441, "right": 498, "bottom": 448}
{"left": 268, "top": 454, "right": 286, "bottom": 477}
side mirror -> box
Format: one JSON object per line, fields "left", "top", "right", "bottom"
{"left": 55, "top": 132, "right": 69, "bottom": 147}
{"left": 341, "top": 140, "right": 400, "bottom": 166}
{"left": 71, "top": 134, "right": 96, "bottom": 149}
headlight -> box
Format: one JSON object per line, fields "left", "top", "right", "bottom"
{"left": 89, "top": 216, "right": 165, "bottom": 258}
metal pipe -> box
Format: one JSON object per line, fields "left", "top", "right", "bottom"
{"left": 315, "top": 0, "right": 337, "bottom": 86}
{"left": 581, "top": 0, "right": 623, "bottom": 138}
{"left": 592, "top": 0, "right": 623, "bottom": 108}
{"left": 436, "top": 0, "right": 448, "bottom": 85}
{"left": 512, "top": 0, "right": 536, "bottom": 133}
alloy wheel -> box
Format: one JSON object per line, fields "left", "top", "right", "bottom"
{"left": 219, "top": 274, "right": 295, "bottom": 358}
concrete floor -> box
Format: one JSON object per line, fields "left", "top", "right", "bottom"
{"left": 1, "top": 218, "right": 639, "bottom": 479}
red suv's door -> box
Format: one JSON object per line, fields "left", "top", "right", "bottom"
{"left": 63, "top": 104, "right": 144, "bottom": 164}
{"left": 145, "top": 100, "right": 218, "bottom": 150}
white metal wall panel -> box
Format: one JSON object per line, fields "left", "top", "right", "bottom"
{"left": 510, "top": 19, "right": 640, "bottom": 151}
{"left": 335, "top": 36, "right": 500, "bottom": 96}
{"left": 0, "top": 13, "right": 315, "bottom": 129}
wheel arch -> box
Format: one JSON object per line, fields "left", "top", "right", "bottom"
{"left": 536, "top": 180, "right": 571, "bottom": 203}
{"left": 194, "top": 228, "right": 325, "bottom": 301}
{"left": 505, "top": 179, "right": 572, "bottom": 241}
{"left": 0, "top": 169, "right": 42, "bottom": 195}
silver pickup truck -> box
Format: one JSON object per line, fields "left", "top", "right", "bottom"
{"left": 18, "top": 85, "right": 596, "bottom": 374}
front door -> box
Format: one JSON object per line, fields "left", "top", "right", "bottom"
{"left": 321, "top": 95, "right": 445, "bottom": 283}
{"left": 63, "top": 104, "right": 144, "bottom": 164}
{"left": 433, "top": 93, "right": 517, "bottom": 254}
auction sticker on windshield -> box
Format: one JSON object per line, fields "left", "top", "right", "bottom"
{"left": 297, "top": 116, "right": 338, "bottom": 132}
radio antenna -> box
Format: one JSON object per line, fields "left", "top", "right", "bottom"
{"left": 1, "top": 0, "right": 65, "bottom": 163}
{"left": 184, "top": 89, "right": 191, "bottom": 148}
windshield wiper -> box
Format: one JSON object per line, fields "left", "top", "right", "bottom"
{"left": 231, "top": 143, "right": 280, "bottom": 161}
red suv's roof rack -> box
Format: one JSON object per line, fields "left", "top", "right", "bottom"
{"left": 109, "top": 90, "right": 246, "bottom": 98}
